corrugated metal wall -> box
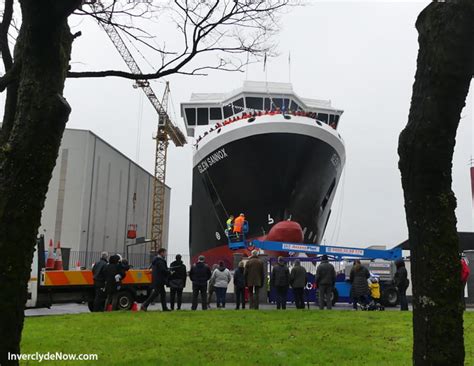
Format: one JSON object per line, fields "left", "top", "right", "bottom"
{"left": 39, "top": 129, "right": 170, "bottom": 266}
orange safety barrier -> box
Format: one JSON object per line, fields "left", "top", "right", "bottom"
{"left": 42, "top": 269, "right": 152, "bottom": 287}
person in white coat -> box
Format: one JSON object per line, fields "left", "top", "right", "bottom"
{"left": 210, "top": 261, "right": 231, "bottom": 308}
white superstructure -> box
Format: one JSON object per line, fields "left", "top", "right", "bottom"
{"left": 181, "top": 81, "right": 343, "bottom": 137}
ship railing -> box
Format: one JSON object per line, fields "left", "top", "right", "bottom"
{"left": 195, "top": 109, "right": 336, "bottom": 147}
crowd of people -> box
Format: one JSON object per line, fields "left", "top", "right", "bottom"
{"left": 194, "top": 109, "right": 338, "bottom": 146}
{"left": 90, "top": 249, "right": 470, "bottom": 312}
{"left": 91, "top": 252, "right": 130, "bottom": 311}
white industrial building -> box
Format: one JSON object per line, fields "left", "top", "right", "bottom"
{"left": 39, "top": 129, "right": 170, "bottom": 267}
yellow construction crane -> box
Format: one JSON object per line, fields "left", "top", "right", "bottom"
{"left": 89, "top": 2, "right": 187, "bottom": 252}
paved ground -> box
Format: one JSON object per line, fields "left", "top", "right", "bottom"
{"left": 25, "top": 302, "right": 421, "bottom": 316}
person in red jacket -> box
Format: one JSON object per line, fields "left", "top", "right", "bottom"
{"left": 461, "top": 256, "right": 470, "bottom": 308}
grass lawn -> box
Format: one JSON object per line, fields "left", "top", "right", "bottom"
{"left": 21, "top": 311, "right": 474, "bottom": 366}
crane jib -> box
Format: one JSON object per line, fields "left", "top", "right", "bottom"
{"left": 91, "top": 0, "right": 187, "bottom": 250}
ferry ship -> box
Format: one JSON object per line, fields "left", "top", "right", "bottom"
{"left": 181, "top": 81, "right": 346, "bottom": 265}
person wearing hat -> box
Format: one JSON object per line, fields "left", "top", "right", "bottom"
{"left": 244, "top": 250, "right": 265, "bottom": 309}
{"left": 189, "top": 255, "right": 212, "bottom": 310}
{"left": 316, "top": 254, "right": 336, "bottom": 310}
{"left": 169, "top": 254, "right": 187, "bottom": 310}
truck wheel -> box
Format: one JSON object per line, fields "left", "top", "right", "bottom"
{"left": 331, "top": 288, "right": 339, "bottom": 306}
{"left": 117, "top": 291, "right": 134, "bottom": 310}
{"left": 383, "top": 287, "right": 398, "bottom": 307}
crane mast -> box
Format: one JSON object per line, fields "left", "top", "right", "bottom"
{"left": 89, "top": 2, "right": 186, "bottom": 252}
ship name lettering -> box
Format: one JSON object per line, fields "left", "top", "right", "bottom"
{"left": 198, "top": 149, "right": 228, "bottom": 174}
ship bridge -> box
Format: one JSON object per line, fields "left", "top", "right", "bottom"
{"left": 180, "top": 81, "right": 344, "bottom": 137}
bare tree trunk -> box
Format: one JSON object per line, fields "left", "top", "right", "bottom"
{"left": 398, "top": 1, "right": 473, "bottom": 365}
{"left": 0, "top": 1, "right": 80, "bottom": 364}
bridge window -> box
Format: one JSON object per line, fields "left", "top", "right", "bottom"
{"left": 264, "top": 98, "right": 271, "bottom": 111}
{"left": 185, "top": 108, "right": 196, "bottom": 126}
{"left": 290, "top": 100, "right": 301, "bottom": 111}
{"left": 245, "top": 97, "right": 263, "bottom": 110}
{"left": 210, "top": 107, "right": 222, "bottom": 120}
{"left": 317, "top": 113, "right": 328, "bottom": 124}
{"left": 197, "top": 108, "right": 209, "bottom": 125}
{"left": 223, "top": 103, "right": 233, "bottom": 119}
{"left": 233, "top": 98, "right": 245, "bottom": 114}
{"left": 272, "top": 98, "right": 283, "bottom": 109}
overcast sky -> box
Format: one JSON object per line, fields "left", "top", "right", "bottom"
{"left": 4, "top": 1, "right": 472, "bottom": 255}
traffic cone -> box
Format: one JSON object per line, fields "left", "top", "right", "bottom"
{"left": 75, "top": 261, "right": 81, "bottom": 271}
{"left": 106, "top": 304, "right": 113, "bottom": 312}
{"left": 53, "top": 241, "right": 63, "bottom": 270}
{"left": 45, "top": 239, "right": 55, "bottom": 270}
{"left": 131, "top": 302, "right": 139, "bottom": 312}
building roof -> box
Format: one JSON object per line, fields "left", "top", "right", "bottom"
{"left": 65, "top": 128, "right": 171, "bottom": 190}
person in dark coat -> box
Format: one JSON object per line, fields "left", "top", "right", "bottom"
{"left": 234, "top": 261, "right": 246, "bottom": 310}
{"left": 169, "top": 254, "right": 187, "bottom": 310}
{"left": 141, "top": 248, "right": 170, "bottom": 311}
{"left": 244, "top": 250, "right": 265, "bottom": 309}
{"left": 189, "top": 255, "right": 212, "bottom": 310}
{"left": 271, "top": 257, "right": 290, "bottom": 310}
{"left": 92, "top": 251, "right": 108, "bottom": 312}
{"left": 103, "top": 254, "right": 126, "bottom": 311}
{"left": 118, "top": 256, "right": 130, "bottom": 276}
{"left": 349, "top": 259, "right": 370, "bottom": 310}
{"left": 316, "top": 255, "right": 336, "bottom": 310}
{"left": 394, "top": 258, "right": 409, "bottom": 311}
{"left": 290, "top": 259, "right": 307, "bottom": 309}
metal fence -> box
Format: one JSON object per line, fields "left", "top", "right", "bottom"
{"left": 66, "top": 250, "right": 192, "bottom": 270}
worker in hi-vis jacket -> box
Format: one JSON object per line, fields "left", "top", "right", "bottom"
{"left": 233, "top": 213, "right": 245, "bottom": 238}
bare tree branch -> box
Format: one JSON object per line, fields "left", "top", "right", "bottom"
{"left": 68, "top": 0, "right": 295, "bottom": 80}
{"left": 0, "top": 63, "right": 20, "bottom": 91}
{"left": 0, "top": 0, "right": 14, "bottom": 71}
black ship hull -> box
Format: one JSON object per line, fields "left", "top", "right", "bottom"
{"left": 189, "top": 116, "right": 345, "bottom": 265}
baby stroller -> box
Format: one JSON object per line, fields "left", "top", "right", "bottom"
{"left": 366, "top": 298, "right": 385, "bottom": 311}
